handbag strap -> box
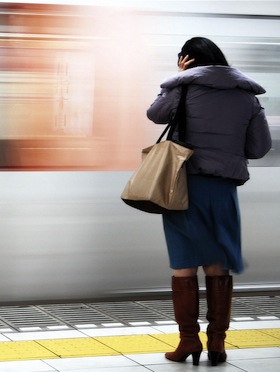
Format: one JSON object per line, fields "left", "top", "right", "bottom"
{"left": 156, "top": 85, "right": 188, "bottom": 144}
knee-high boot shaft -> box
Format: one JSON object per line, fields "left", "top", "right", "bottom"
{"left": 206, "top": 275, "right": 233, "bottom": 366}
{"left": 165, "top": 275, "right": 202, "bottom": 365}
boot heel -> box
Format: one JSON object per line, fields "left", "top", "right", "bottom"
{"left": 208, "top": 351, "right": 222, "bottom": 366}
{"left": 192, "top": 351, "right": 201, "bottom": 366}
{"left": 209, "top": 351, "right": 219, "bottom": 366}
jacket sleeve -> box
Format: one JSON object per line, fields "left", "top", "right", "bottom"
{"left": 245, "top": 98, "right": 272, "bottom": 159}
{"left": 146, "top": 86, "right": 181, "bottom": 124}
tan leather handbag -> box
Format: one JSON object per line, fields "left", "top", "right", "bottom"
{"left": 121, "top": 86, "right": 193, "bottom": 213}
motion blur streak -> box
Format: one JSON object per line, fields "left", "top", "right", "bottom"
{"left": 1, "top": 2, "right": 279, "bottom": 170}
{"left": 0, "top": 3, "right": 153, "bottom": 170}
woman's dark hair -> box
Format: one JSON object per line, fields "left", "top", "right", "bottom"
{"left": 178, "top": 37, "right": 229, "bottom": 67}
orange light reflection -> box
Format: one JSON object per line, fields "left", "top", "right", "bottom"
{"left": 0, "top": 3, "right": 158, "bottom": 170}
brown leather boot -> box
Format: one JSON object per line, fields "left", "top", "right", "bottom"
{"left": 165, "top": 276, "right": 202, "bottom": 365}
{"left": 206, "top": 275, "right": 233, "bottom": 366}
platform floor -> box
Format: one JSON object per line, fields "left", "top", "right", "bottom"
{"left": 0, "top": 295, "right": 279, "bottom": 371}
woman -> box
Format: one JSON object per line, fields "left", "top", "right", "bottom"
{"left": 147, "top": 37, "right": 271, "bottom": 366}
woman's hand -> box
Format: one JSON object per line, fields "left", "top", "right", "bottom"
{"left": 178, "top": 54, "right": 195, "bottom": 72}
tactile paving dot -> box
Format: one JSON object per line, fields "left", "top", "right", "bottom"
{"left": 226, "top": 330, "right": 280, "bottom": 348}
{"left": 258, "top": 328, "right": 280, "bottom": 340}
{"left": 151, "top": 333, "right": 180, "bottom": 348}
{"left": 0, "top": 341, "right": 56, "bottom": 361}
{"left": 152, "top": 332, "right": 209, "bottom": 350}
{"left": 37, "top": 338, "right": 119, "bottom": 357}
{"left": 95, "top": 335, "right": 175, "bottom": 354}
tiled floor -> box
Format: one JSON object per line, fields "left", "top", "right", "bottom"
{"left": 0, "top": 299, "right": 279, "bottom": 371}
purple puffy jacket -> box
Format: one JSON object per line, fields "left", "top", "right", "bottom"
{"left": 147, "top": 65, "right": 272, "bottom": 185}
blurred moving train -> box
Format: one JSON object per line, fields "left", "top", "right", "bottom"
{"left": 0, "top": 1, "right": 279, "bottom": 303}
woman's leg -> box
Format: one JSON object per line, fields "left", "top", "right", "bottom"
{"left": 166, "top": 269, "right": 202, "bottom": 365}
{"left": 203, "top": 264, "right": 232, "bottom": 366}
{"left": 203, "top": 264, "right": 229, "bottom": 276}
{"left": 173, "top": 267, "right": 198, "bottom": 277}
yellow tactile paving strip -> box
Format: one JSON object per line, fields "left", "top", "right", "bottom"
{"left": 0, "top": 329, "right": 279, "bottom": 362}
{"left": 37, "top": 338, "right": 120, "bottom": 358}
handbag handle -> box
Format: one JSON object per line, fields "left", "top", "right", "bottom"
{"left": 156, "top": 85, "right": 188, "bottom": 144}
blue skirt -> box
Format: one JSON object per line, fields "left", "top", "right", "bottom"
{"left": 162, "top": 175, "right": 244, "bottom": 273}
